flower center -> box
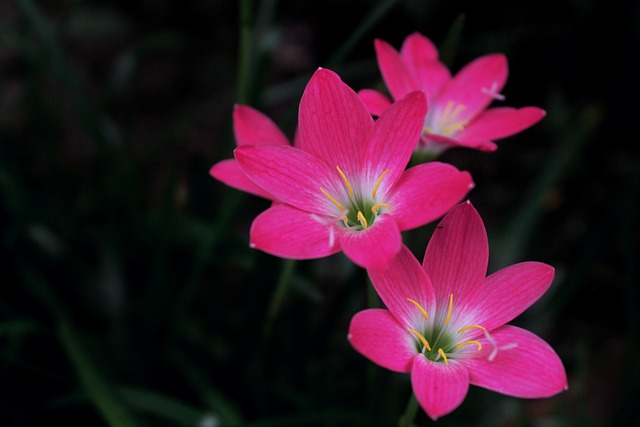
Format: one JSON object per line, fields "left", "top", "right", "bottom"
{"left": 423, "top": 101, "right": 468, "bottom": 137}
{"left": 320, "top": 166, "right": 392, "bottom": 231}
{"left": 404, "top": 294, "right": 507, "bottom": 365}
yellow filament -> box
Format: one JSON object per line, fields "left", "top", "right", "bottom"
{"left": 407, "top": 329, "right": 432, "bottom": 352}
{"left": 436, "top": 102, "right": 467, "bottom": 136}
{"left": 320, "top": 188, "right": 345, "bottom": 211}
{"left": 437, "top": 348, "right": 449, "bottom": 365}
{"left": 356, "top": 211, "right": 368, "bottom": 229}
{"left": 442, "top": 121, "right": 467, "bottom": 135}
{"left": 457, "top": 324, "right": 488, "bottom": 334}
{"left": 443, "top": 293, "right": 453, "bottom": 325}
{"left": 455, "top": 340, "right": 482, "bottom": 351}
{"left": 371, "top": 203, "right": 392, "bottom": 213}
{"left": 406, "top": 298, "right": 429, "bottom": 320}
{"left": 450, "top": 104, "right": 466, "bottom": 118}
{"left": 336, "top": 166, "right": 353, "bottom": 198}
{"left": 371, "top": 169, "right": 391, "bottom": 200}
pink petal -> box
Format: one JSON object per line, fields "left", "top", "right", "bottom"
{"left": 249, "top": 204, "right": 342, "bottom": 259}
{"left": 364, "top": 90, "right": 426, "bottom": 190}
{"left": 463, "top": 261, "right": 555, "bottom": 332}
{"left": 339, "top": 214, "right": 402, "bottom": 269}
{"left": 462, "top": 325, "right": 567, "bottom": 398}
{"left": 209, "top": 159, "right": 275, "bottom": 200}
{"left": 348, "top": 308, "right": 415, "bottom": 372}
{"left": 389, "top": 163, "right": 474, "bottom": 231}
{"left": 421, "top": 132, "right": 498, "bottom": 152}
{"left": 411, "top": 356, "right": 470, "bottom": 420}
{"left": 367, "top": 245, "right": 436, "bottom": 328}
{"left": 374, "top": 38, "right": 419, "bottom": 101}
{"left": 297, "top": 68, "right": 373, "bottom": 176}
{"left": 422, "top": 201, "right": 488, "bottom": 308}
{"left": 400, "top": 32, "right": 439, "bottom": 61}
{"left": 400, "top": 33, "right": 451, "bottom": 96}
{"left": 233, "top": 105, "right": 290, "bottom": 146}
{"left": 358, "top": 89, "right": 392, "bottom": 117}
{"left": 234, "top": 144, "right": 341, "bottom": 215}
{"left": 459, "top": 106, "right": 546, "bottom": 144}
{"left": 437, "top": 54, "right": 508, "bottom": 122}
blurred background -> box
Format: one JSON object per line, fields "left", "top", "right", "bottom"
{"left": 1, "top": 0, "right": 638, "bottom": 426}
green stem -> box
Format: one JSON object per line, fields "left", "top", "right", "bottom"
{"left": 399, "top": 393, "right": 419, "bottom": 427}
{"left": 327, "top": 0, "right": 399, "bottom": 67}
{"left": 237, "top": 0, "right": 255, "bottom": 104}
{"left": 59, "top": 321, "right": 140, "bottom": 427}
{"left": 367, "top": 276, "right": 380, "bottom": 309}
{"left": 263, "top": 259, "right": 297, "bottom": 339}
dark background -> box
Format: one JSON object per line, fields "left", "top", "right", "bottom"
{"left": 1, "top": 0, "right": 638, "bottom": 426}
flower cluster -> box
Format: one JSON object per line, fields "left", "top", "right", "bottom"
{"left": 210, "top": 32, "right": 566, "bottom": 420}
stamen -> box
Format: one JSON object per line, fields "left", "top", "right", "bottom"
{"left": 336, "top": 166, "right": 354, "bottom": 198}
{"left": 407, "top": 329, "right": 432, "bottom": 352}
{"left": 371, "top": 170, "right": 391, "bottom": 200}
{"left": 437, "top": 102, "right": 467, "bottom": 136}
{"left": 442, "top": 120, "right": 468, "bottom": 135}
{"left": 356, "top": 211, "right": 368, "bottom": 229}
{"left": 437, "top": 348, "right": 449, "bottom": 365}
{"left": 320, "top": 188, "right": 346, "bottom": 211}
{"left": 450, "top": 104, "right": 466, "bottom": 118}
{"left": 457, "top": 324, "right": 488, "bottom": 334}
{"left": 371, "top": 203, "right": 392, "bottom": 214}
{"left": 441, "top": 101, "right": 454, "bottom": 119}
{"left": 455, "top": 340, "right": 482, "bottom": 351}
{"left": 423, "top": 126, "right": 433, "bottom": 134}
{"left": 406, "top": 298, "right": 429, "bottom": 320}
{"left": 443, "top": 293, "right": 453, "bottom": 325}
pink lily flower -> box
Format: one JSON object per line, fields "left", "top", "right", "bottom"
{"left": 359, "top": 32, "right": 546, "bottom": 157}
{"left": 209, "top": 104, "right": 291, "bottom": 200}
{"left": 234, "top": 68, "right": 474, "bottom": 269}
{"left": 348, "top": 201, "right": 567, "bottom": 419}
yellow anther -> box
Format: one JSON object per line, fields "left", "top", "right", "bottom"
{"left": 455, "top": 340, "right": 482, "bottom": 351}
{"left": 443, "top": 293, "right": 453, "bottom": 325}
{"left": 442, "top": 121, "right": 468, "bottom": 135}
{"left": 423, "top": 126, "right": 434, "bottom": 134}
{"left": 356, "top": 211, "right": 368, "bottom": 229}
{"left": 435, "top": 102, "right": 468, "bottom": 136}
{"left": 457, "top": 324, "right": 488, "bottom": 334}
{"left": 406, "top": 298, "right": 429, "bottom": 320}
{"left": 371, "top": 203, "right": 392, "bottom": 214}
{"left": 336, "top": 166, "right": 354, "bottom": 198}
{"left": 320, "top": 188, "right": 346, "bottom": 212}
{"left": 371, "top": 169, "right": 391, "bottom": 200}
{"left": 437, "top": 348, "right": 449, "bottom": 365}
{"left": 407, "top": 329, "right": 432, "bottom": 352}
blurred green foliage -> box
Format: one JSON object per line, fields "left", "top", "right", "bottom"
{"left": 1, "top": 0, "right": 638, "bottom": 426}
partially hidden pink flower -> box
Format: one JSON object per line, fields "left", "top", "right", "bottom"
{"left": 234, "top": 68, "right": 474, "bottom": 269}
{"left": 209, "top": 104, "right": 291, "bottom": 200}
{"left": 359, "top": 32, "right": 546, "bottom": 157}
{"left": 348, "top": 201, "right": 567, "bottom": 419}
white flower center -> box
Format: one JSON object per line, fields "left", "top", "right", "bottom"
{"left": 320, "top": 166, "right": 393, "bottom": 231}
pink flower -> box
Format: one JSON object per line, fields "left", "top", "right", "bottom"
{"left": 348, "top": 201, "right": 567, "bottom": 419}
{"left": 234, "top": 68, "right": 474, "bottom": 269}
{"left": 359, "top": 32, "right": 546, "bottom": 157}
{"left": 209, "top": 104, "right": 291, "bottom": 200}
